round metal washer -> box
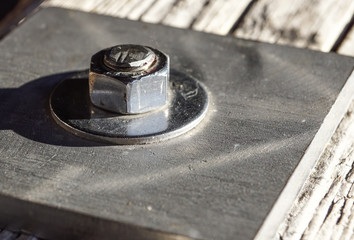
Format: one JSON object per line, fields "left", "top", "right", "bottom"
{"left": 49, "top": 70, "right": 209, "bottom": 144}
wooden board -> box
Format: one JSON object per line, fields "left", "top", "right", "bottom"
{"left": 234, "top": 0, "right": 354, "bottom": 52}
{"left": 140, "top": 0, "right": 176, "bottom": 23}
{"left": 339, "top": 26, "right": 354, "bottom": 56}
{"left": 162, "top": 0, "right": 208, "bottom": 29}
{"left": 0, "top": 1, "right": 353, "bottom": 239}
{"left": 43, "top": 0, "right": 354, "bottom": 57}
{"left": 191, "top": 0, "right": 251, "bottom": 35}
{"left": 0, "top": 7, "right": 353, "bottom": 240}
{"left": 261, "top": 73, "right": 354, "bottom": 240}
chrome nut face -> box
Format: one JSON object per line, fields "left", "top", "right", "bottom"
{"left": 89, "top": 44, "right": 169, "bottom": 114}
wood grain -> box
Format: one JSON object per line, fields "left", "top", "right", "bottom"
{"left": 2, "top": 7, "right": 354, "bottom": 240}
{"left": 126, "top": 0, "right": 155, "bottom": 20}
{"left": 338, "top": 26, "right": 354, "bottom": 56}
{"left": 191, "top": 0, "right": 251, "bottom": 35}
{"left": 276, "top": 101, "right": 354, "bottom": 239}
{"left": 140, "top": 0, "right": 176, "bottom": 23}
{"left": 162, "top": 0, "right": 208, "bottom": 28}
{"left": 43, "top": 0, "right": 354, "bottom": 56}
{"left": 234, "top": 0, "right": 354, "bottom": 52}
{"left": 2, "top": 1, "right": 354, "bottom": 240}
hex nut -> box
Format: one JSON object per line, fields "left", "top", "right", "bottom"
{"left": 89, "top": 44, "right": 169, "bottom": 114}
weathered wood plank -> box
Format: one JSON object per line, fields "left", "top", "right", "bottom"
{"left": 329, "top": 199, "right": 354, "bottom": 240}
{"left": 162, "top": 0, "right": 208, "bottom": 28}
{"left": 126, "top": 0, "right": 155, "bottom": 20}
{"left": 3, "top": 7, "right": 354, "bottom": 240}
{"left": 3, "top": 1, "right": 354, "bottom": 240}
{"left": 341, "top": 200, "right": 354, "bottom": 240}
{"left": 140, "top": 0, "right": 176, "bottom": 23}
{"left": 276, "top": 100, "right": 354, "bottom": 240}
{"left": 338, "top": 26, "right": 354, "bottom": 56}
{"left": 43, "top": 0, "right": 103, "bottom": 12}
{"left": 43, "top": 0, "right": 354, "bottom": 57}
{"left": 43, "top": 0, "right": 170, "bottom": 21}
{"left": 115, "top": 0, "right": 141, "bottom": 18}
{"left": 192, "top": 0, "right": 251, "bottom": 35}
{"left": 42, "top": 0, "right": 128, "bottom": 15}
{"left": 234, "top": 0, "right": 354, "bottom": 52}
{"left": 93, "top": 0, "right": 128, "bottom": 16}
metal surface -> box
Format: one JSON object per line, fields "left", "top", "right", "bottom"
{"left": 50, "top": 70, "right": 208, "bottom": 144}
{"left": 89, "top": 45, "right": 169, "bottom": 114}
{"left": 103, "top": 45, "right": 156, "bottom": 72}
{"left": 0, "top": 7, "right": 353, "bottom": 240}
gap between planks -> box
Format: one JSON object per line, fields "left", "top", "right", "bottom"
{"left": 339, "top": 23, "right": 354, "bottom": 56}
{"left": 43, "top": 0, "right": 354, "bottom": 56}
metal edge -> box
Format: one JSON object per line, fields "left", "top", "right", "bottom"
{"left": 255, "top": 69, "right": 354, "bottom": 240}
{"left": 0, "top": 192, "right": 195, "bottom": 240}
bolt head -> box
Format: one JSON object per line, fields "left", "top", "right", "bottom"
{"left": 89, "top": 44, "right": 169, "bottom": 114}
{"left": 103, "top": 45, "right": 156, "bottom": 72}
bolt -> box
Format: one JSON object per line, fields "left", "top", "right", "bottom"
{"left": 89, "top": 44, "right": 169, "bottom": 114}
{"left": 103, "top": 45, "right": 156, "bottom": 72}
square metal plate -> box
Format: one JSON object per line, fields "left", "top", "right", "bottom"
{"left": 0, "top": 7, "right": 353, "bottom": 240}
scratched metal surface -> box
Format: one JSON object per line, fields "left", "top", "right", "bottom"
{"left": 0, "top": 7, "right": 353, "bottom": 240}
